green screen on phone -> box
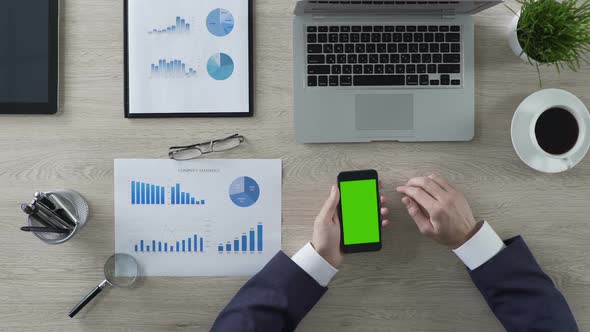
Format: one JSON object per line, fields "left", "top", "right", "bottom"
{"left": 340, "top": 179, "right": 380, "bottom": 245}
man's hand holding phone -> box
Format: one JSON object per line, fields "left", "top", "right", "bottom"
{"left": 310, "top": 173, "right": 478, "bottom": 268}
{"left": 311, "top": 185, "right": 391, "bottom": 268}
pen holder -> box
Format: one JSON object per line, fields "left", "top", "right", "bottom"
{"left": 28, "top": 190, "right": 90, "bottom": 245}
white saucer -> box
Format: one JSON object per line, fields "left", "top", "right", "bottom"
{"left": 511, "top": 89, "right": 590, "bottom": 173}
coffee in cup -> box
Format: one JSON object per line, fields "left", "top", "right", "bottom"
{"left": 534, "top": 107, "right": 580, "bottom": 156}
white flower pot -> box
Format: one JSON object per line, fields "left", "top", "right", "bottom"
{"left": 507, "top": 15, "right": 539, "bottom": 65}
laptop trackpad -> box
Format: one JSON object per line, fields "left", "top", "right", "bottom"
{"left": 355, "top": 94, "right": 414, "bottom": 130}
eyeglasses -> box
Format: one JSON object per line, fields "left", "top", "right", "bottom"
{"left": 168, "top": 134, "right": 245, "bottom": 160}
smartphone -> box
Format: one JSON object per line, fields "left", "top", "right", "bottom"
{"left": 337, "top": 170, "right": 382, "bottom": 253}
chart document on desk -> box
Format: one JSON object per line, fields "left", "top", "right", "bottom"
{"left": 125, "top": 0, "right": 252, "bottom": 116}
{"left": 114, "top": 159, "right": 281, "bottom": 276}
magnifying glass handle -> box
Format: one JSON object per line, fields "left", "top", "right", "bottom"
{"left": 68, "top": 279, "right": 108, "bottom": 318}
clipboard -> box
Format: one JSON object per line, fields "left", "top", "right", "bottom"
{"left": 124, "top": 0, "right": 253, "bottom": 118}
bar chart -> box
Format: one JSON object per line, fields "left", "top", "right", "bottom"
{"left": 148, "top": 16, "right": 191, "bottom": 34}
{"left": 130, "top": 181, "right": 205, "bottom": 205}
{"left": 170, "top": 183, "right": 205, "bottom": 205}
{"left": 218, "top": 223, "right": 263, "bottom": 253}
{"left": 150, "top": 59, "right": 197, "bottom": 79}
{"left": 133, "top": 233, "right": 205, "bottom": 253}
{"left": 131, "top": 181, "right": 166, "bottom": 205}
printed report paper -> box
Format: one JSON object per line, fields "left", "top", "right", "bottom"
{"left": 114, "top": 159, "right": 281, "bottom": 276}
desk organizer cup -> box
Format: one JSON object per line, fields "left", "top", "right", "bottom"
{"left": 27, "top": 190, "right": 89, "bottom": 244}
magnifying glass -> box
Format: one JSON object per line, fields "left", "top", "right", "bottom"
{"left": 69, "top": 253, "right": 139, "bottom": 318}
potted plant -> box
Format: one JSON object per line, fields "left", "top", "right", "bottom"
{"left": 507, "top": 0, "right": 590, "bottom": 85}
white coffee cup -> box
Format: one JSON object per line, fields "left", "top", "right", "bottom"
{"left": 511, "top": 89, "right": 590, "bottom": 173}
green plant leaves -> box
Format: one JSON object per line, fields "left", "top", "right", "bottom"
{"left": 516, "top": 0, "right": 590, "bottom": 71}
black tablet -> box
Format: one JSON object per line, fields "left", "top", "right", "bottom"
{"left": 124, "top": 0, "right": 253, "bottom": 118}
{"left": 0, "top": 0, "right": 60, "bottom": 114}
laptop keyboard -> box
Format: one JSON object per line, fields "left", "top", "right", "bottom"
{"left": 306, "top": 24, "right": 462, "bottom": 88}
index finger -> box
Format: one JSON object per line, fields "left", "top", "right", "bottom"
{"left": 406, "top": 176, "right": 446, "bottom": 200}
{"left": 396, "top": 185, "right": 436, "bottom": 212}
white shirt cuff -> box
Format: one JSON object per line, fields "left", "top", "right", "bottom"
{"left": 452, "top": 221, "right": 506, "bottom": 271}
{"left": 291, "top": 242, "right": 338, "bottom": 287}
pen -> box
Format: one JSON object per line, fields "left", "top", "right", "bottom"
{"left": 35, "top": 192, "right": 57, "bottom": 210}
{"left": 20, "top": 226, "right": 70, "bottom": 234}
{"left": 21, "top": 204, "right": 54, "bottom": 228}
{"left": 32, "top": 200, "right": 74, "bottom": 230}
{"left": 36, "top": 196, "right": 76, "bottom": 228}
{"left": 48, "top": 193, "right": 79, "bottom": 225}
{"left": 30, "top": 205, "right": 68, "bottom": 230}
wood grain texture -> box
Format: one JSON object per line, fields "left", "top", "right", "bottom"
{"left": 1, "top": 0, "right": 589, "bottom": 330}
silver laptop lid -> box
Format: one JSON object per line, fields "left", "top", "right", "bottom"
{"left": 296, "top": 0, "right": 502, "bottom": 15}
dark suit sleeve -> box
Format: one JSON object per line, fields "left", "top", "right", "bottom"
{"left": 469, "top": 236, "right": 578, "bottom": 332}
{"left": 211, "top": 251, "right": 328, "bottom": 332}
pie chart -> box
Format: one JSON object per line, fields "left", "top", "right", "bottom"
{"left": 206, "top": 8, "right": 235, "bottom": 37}
{"left": 207, "top": 53, "right": 234, "bottom": 81}
{"left": 229, "top": 176, "right": 260, "bottom": 208}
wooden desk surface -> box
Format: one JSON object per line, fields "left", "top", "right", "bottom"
{"left": 1, "top": 0, "right": 589, "bottom": 330}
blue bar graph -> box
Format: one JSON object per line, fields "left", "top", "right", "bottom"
{"left": 148, "top": 16, "right": 191, "bottom": 34}
{"left": 131, "top": 180, "right": 206, "bottom": 206}
{"left": 150, "top": 59, "right": 197, "bottom": 79}
{"left": 131, "top": 181, "right": 166, "bottom": 205}
{"left": 217, "top": 224, "right": 264, "bottom": 253}
{"left": 170, "top": 183, "right": 205, "bottom": 205}
{"left": 133, "top": 234, "right": 205, "bottom": 253}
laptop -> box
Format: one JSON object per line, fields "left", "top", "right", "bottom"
{"left": 293, "top": 0, "right": 502, "bottom": 143}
